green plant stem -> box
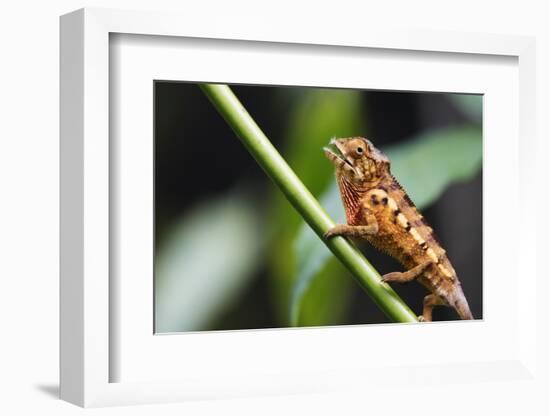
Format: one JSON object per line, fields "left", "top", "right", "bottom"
{"left": 200, "top": 83, "right": 418, "bottom": 323}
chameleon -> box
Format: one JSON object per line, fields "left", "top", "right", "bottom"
{"left": 323, "top": 137, "right": 473, "bottom": 322}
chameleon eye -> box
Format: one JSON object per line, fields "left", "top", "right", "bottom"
{"left": 356, "top": 146, "right": 364, "bottom": 154}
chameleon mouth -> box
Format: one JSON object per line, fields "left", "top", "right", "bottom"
{"left": 323, "top": 139, "right": 354, "bottom": 168}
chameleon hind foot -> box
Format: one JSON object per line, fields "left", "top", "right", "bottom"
{"left": 381, "top": 261, "right": 432, "bottom": 284}
{"left": 420, "top": 294, "right": 445, "bottom": 322}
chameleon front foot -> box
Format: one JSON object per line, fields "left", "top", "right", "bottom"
{"left": 323, "top": 224, "right": 348, "bottom": 240}
{"left": 324, "top": 223, "right": 378, "bottom": 240}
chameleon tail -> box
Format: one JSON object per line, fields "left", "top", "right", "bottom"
{"left": 453, "top": 284, "right": 474, "bottom": 320}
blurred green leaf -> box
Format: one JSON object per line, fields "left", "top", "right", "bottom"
{"left": 448, "top": 94, "right": 482, "bottom": 123}
{"left": 387, "top": 126, "right": 482, "bottom": 208}
{"left": 290, "top": 125, "right": 482, "bottom": 325}
{"left": 268, "top": 88, "right": 367, "bottom": 324}
{"left": 155, "top": 191, "right": 263, "bottom": 332}
{"left": 283, "top": 89, "right": 368, "bottom": 198}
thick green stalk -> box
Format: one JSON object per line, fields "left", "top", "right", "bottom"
{"left": 200, "top": 83, "right": 418, "bottom": 323}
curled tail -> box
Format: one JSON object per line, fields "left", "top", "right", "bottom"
{"left": 453, "top": 284, "right": 473, "bottom": 320}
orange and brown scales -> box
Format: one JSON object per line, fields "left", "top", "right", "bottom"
{"left": 324, "top": 137, "right": 473, "bottom": 320}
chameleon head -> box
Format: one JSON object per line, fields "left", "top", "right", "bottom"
{"left": 323, "top": 137, "right": 390, "bottom": 183}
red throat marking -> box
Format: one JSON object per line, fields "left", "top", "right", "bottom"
{"left": 338, "top": 176, "right": 362, "bottom": 225}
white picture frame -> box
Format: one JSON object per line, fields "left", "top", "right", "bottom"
{"left": 60, "top": 7, "right": 538, "bottom": 408}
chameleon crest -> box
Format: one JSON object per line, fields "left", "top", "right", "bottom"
{"left": 324, "top": 137, "right": 473, "bottom": 322}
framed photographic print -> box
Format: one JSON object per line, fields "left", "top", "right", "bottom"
{"left": 60, "top": 8, "right": 538, "bottom": 408}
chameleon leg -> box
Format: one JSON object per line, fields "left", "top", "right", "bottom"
{"left": 324, "top": 210, "right": 379, "bottom": 240}
{"left": 419, "top": 294, "right": 445, "bottom": 322}
{"left": 381, "top": 261, "right": 432, "bottom": 283}
{"left": 324, "top": 224, "right": 378, "bottom": 239}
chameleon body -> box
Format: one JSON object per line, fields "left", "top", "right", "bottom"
{"left": 323, "top": 137, "right": 473, "bottom": 321}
